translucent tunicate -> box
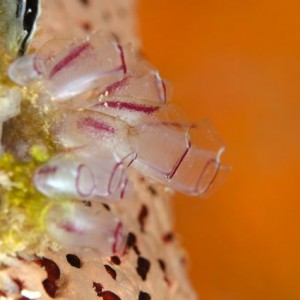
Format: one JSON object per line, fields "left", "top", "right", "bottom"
{"left": 46, "top": 202, "right": 126, "bottom": 255}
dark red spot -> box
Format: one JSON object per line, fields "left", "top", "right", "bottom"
{"left": 66, "top": 254, "right": 81, "bottom": 268}
{"left": 12, "top": 278, "right": 24, "bottom": 291}
{"left": 110, "top": 256, "right": 121, "bottom": 265}
{"left": 102, "top": 204, "right": 111, "bottom": 211}
{"left": 133, "top": 245, "right": 141, "bottom": 256}
{"left": 139, "top": 291, "right": 151, "bottom": 300}
{"left": 81, "top": 22, "right": 92, "bottom": 31}
{"left": 97, "top": 291, "right": 121, "bottom": 300}
{"left": 35, "top": 257, "right": 60, "bottom": 281}
{"left": 0, "top": 290, "right": 6, "bottom": 297}
{"left": 158, "top": 259, "right": 171, "bottom": 286}
{"left": 162, "top": 232, "right": 174, "bottom": 243}
{"left": 124, "top": 232, "right": 136, "bottom": 254}
{"left": 138, "top": 204, "right": 149, "bottom": 232}
{"left": 158, "top": 259, "right": 166, "bottom": 273}
{"left": 93, "top": 282, "right": 103, "bottom": 296}
{"left": 35, "top": 257, "right": 60, "bottom": 298}
{"left": 136, "top": 257, "right": 150, "bottom": 281}
{"left": 147, "top": 186, "right": 157, "bottom": 196}
{"left": 83, "top": 200, "right": 92, "bottom": 207}
{"left": 42, "top": 279, "right": 58, "bottom": 298}
{"left": 104, "top": 264, "right": 117, "bottom": 280}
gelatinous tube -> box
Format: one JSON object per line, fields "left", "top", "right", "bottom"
{"left": 8, "top": 31, "right": 229, "bottom": 200}
{"left": 55, "top": 109, "right": 133, "bottom": 158}
{"left": 101, "top": 67, "right": 172, "bottom": 103}
{"left": 33, "top": 148, "right": 133, "bottom": 202}
{"left": 8, "top": 54, "right": 45, "bottom": 85}
{"left": 46, "top": 202, "right": 126, "bottom": 255}
{"left": 38, "top": 32, "right": 127, "bottom": 100}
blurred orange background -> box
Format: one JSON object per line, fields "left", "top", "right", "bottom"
{"left": 139, "top": 1, "right": 300, "bottom": 299}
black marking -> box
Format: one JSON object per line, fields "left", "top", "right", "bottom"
{"left": 136, "top": 256, "right": 150, "bottom": 281}
{"left": 104, "top": 264, "right": 117, "bottom": 280}
{"left": 110, "top": 256, "right": 121, "bottom": 265}
{"left": 139, "top": 291, "right": 151, "bottom": 300}
{"left": 66, "top": 254, "right": 82, "bottom": 268}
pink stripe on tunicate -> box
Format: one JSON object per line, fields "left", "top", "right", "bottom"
{"left": 49, "top": 42, "right": 90, "bottom": 78}
{"left": 107, "top": 162, "right": 124, "bottom": 195}
{"left": 37, "top": 166, "right": 58, "bottom": 175}
{"left": 33, "top": 55, "right": 45, "bottom": 75}
{"left": 78, "top": 117, "right": 115, "bottom": 134}
{"left": 119, "top": 178, "right": 129, "bottom": 199}
{"left": 117, "top": 45, "right": 127, "bottom": 74}
{"left": 95, "top": 100, "right": 160, "bottom": 114}
{"left": 104, "top": 77, "right": 129, "bottom": 94}
{"left": 59, "top": 222, "right": 84, "bottom": 234}
{"left": 75, "top": 164, "right": 96, "bottom": 198}
{"left": 167, "top": 140, "right": 191, "bottom": 179}
{"left": 112, "top": 222, "right": 123, "bottom": 253}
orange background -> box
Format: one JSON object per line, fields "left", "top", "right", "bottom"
{"left": 139, "top": 1, "right": 300, "bottom": 299}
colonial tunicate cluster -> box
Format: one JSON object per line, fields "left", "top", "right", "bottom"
{"left": 7, "top": 31, "right": 228, "bottom": 255}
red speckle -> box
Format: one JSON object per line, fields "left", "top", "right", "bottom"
{"left": 162, "top": 232, "right": 174, "bottom": 243}
{"left": 138, "top": 204, "right": 148, "bottom": 232}
{"left": 104, "top": 264, "right": 117, "bottom": 280}
{"left": 93, "top": 282, "right": 104, "bottom": 296}
{"left": 97, "top": 291, "right": 121, "bottom": 300}
{"left": 136, "top": 257, "right": 151, "bottom": 281}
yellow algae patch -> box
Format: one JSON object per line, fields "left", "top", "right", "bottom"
{"left": 0, "top": 152, "right": 52, "bottom": 255}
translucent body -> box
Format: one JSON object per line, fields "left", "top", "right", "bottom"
{"left": 34, "top": 148, "right": 132, "bottom": 202}
{"left": 46, "top": 203, "right": 126, "bottom": 255}
{"left": 7, "top": 32, "right": 229, "bottom": 252}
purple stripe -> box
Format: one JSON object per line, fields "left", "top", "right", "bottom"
{"left": 49, "top": 42, "right": 90, "bottom": 78}
{"left": 95, "top": 101, "right": 160, "bottom": 114}
{"left": 104, "top": 77, "right": 129, "bottom": 94}
{"left": 78, "top": 117, "right": 115, "bottom": 134}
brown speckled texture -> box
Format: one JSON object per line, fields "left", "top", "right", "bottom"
{"left": 0, "top": 1, "right": 197, "bottom": 299}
